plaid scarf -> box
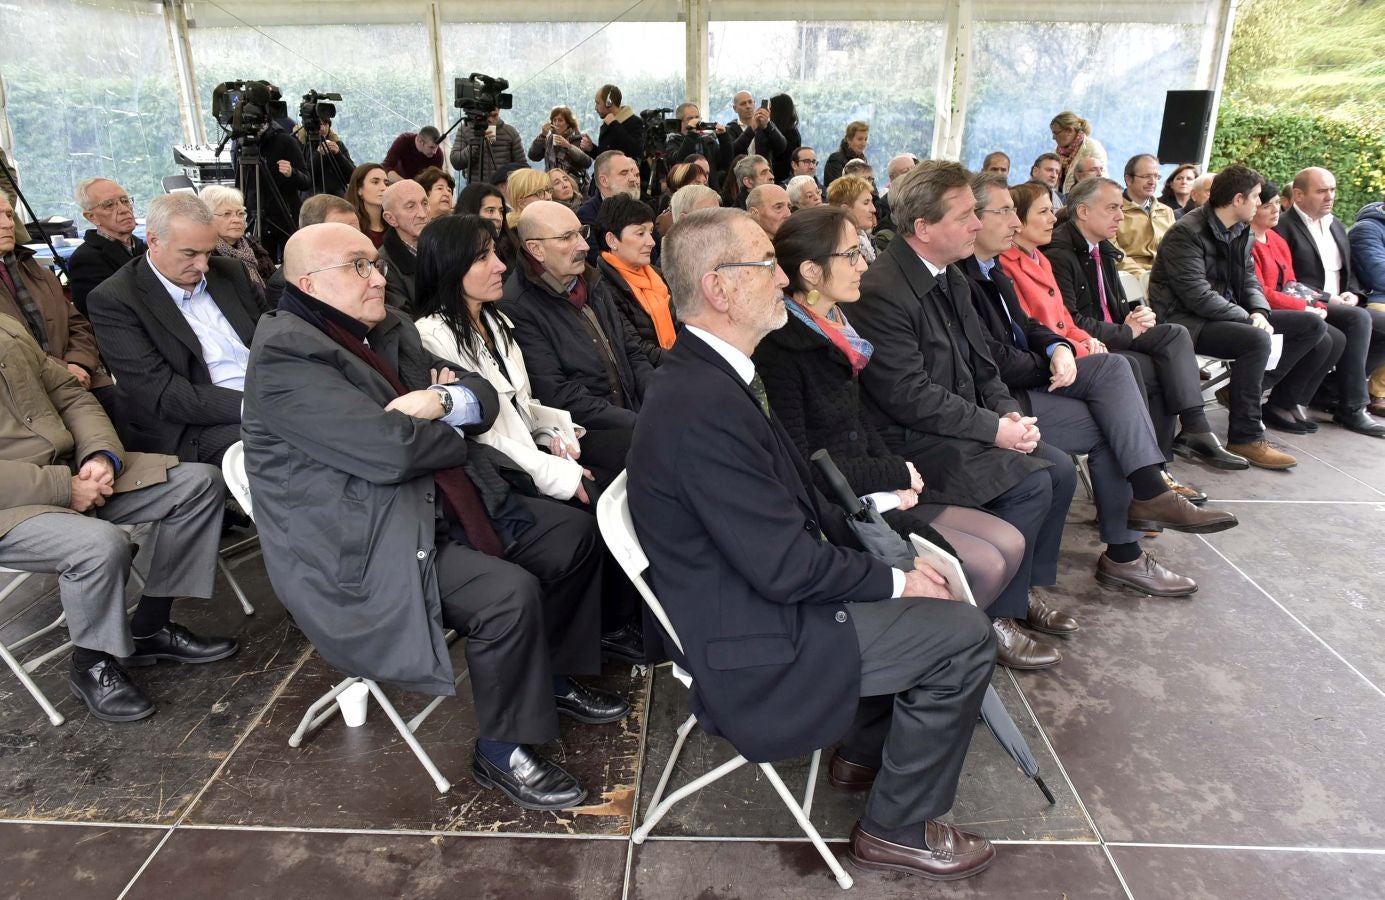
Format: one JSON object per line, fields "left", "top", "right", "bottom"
{"left": 0, "top": 253, "right": 48, "bottom": 351}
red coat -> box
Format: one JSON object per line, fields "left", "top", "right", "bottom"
{"left": 1251, "top": 229, "right": 1308, "bottom": 311}
{"left": 998, "top": 245, "right": 1094, "bottom": 356}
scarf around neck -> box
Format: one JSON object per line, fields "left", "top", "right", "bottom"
{"left": 217, "top": 237, "right": 266, "bottom": 288}
{"left": 786, "top": 295, "right": 873, "bottom": 375}
{"left": 602, "top": 251, "right": 676, "bottom": 349}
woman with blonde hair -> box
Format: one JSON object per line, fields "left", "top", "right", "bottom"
{"left": 1049, "top": 111, "right": 1107, "bottom": 194}
{"left": 824, "top": 120, "right": 869, "bottom": 186}
{"left": 827, "top": 174, "right": 878, "bottom": 264}
{"left": 504, "top": 168, "right": 555, "bottom": 229}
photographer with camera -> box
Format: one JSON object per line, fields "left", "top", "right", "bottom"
{"left": 530, "top": 106, "right": 592, "bottom": 189}
{"left": 664, "top": 103, "right": 732, "bottom": 189}
{"left": 725, "top": 92, "right": 787, "bottom": 175}
{"left": 293, "top": 93, "right": 355, "bottom": 198}
{"left": 450, "top": 108, "right": 525, "bottom": 187}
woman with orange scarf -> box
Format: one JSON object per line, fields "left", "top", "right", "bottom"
{"left": 594, "top": 194, "right": 678, "bottom": 365}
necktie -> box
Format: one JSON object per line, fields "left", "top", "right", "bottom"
{"left": 982, "top": 265, "right": 1029, "bottom": 351}
{"left": 1091, "top": 245, "right": 1113, "bottom": 322}
{"left": 935, "top": 269, "right": 952, "bottom": 301}
{"left": 749, "top": 373, "right": 772, "bottom": 418}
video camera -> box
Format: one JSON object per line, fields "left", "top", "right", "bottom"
{"left": 454, "top": 72, "right": 513, "bottom": 124}
{"left": 299, "top": 90, "right": 342, "bottom": 135}
{"left": 212, "top": 80, "right": 286, "bottom": 139}
{"left": 640, "top": 108, "right": 680, "bottom": 145}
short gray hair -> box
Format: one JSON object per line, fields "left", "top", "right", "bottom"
{"left": 785, "top": 175, "right": 817, "bottom": 206}
{"left": 198, "top": 184, "right": 245, "bottom": 213}
{"left": 145, "top": 192, "right": 214, "bottom": 241}
{"left": 887, "top": 154, "right": 919, "bottom": 181}
{"left": 969, "top": 171, "right": 1011, "bottom": 206}
{"left": 74, "top": 177, "right": 116, "bottom": 210}
{"left": 843, "top": 158, "right": 874, "bottom": 179}
{"left": 662, "top": 207, "right": 749, "bottom": 319}
{"left": 733, "top": 154, "right": 767, "bottom": 186}
{"left": 669, "top": 184, "right": 720, "bottom": 223}
{"left": 745, "top": 184, "right": 775, "bottom": 210}
{"left": 889, "top": 160, "right": 972, "bottom": 237}
{"left": 1067, "top": 176, "right": 1123, "bottom": 213}
{"left": 674, "top": 102, "right": 697, "bottom": 120}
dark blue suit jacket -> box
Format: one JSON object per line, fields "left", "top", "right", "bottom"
{"left": 626, "top": 329, "right": 894, "bottom": 762}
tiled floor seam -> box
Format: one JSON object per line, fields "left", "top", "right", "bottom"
{"left": 115, "top": 642, "right": 317, "bottom": 900}
{"left": 1197, "top": 534, "right": 1385, "bottom": 701}
{"left": 1106, "top": 841, "right": 1385, "bottom": 855}
{"left": 1271, "top": 437, "right": 1385, "bottom": 499}
{"left": 620, "top": 665, "right": 655, "bottom": 900}
{"left": 1004, "top": 667, "right": 1138, "bottom": 899}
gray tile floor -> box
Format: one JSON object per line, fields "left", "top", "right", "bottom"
{"left": 2, "top": 405, "right": 1384, "bottom": 898}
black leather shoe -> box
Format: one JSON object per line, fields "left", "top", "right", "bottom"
{"left": 1262, "top": 406, "right": 1309, "bottom": 434}
{"left": 600, "top": 621, "right": 645, "bottom": 663}
{"left": 1333, "top": 408, "right": 1385, "bottom": 438}
{"left": 554, "top": 680, "right": 630, "bottom": 724}
{"left": 1172, "top": 431, "right": 1250, "bottom": 470}
{"left": 123, "top": 623, "right": 238, "bottom": 667}
{"left": 471, "top": 743, "right": 587, "bottom": 810}
{"left": 70, "top": 659, "right": 155, "bottom": 722}
{"left": 1292, "top": 406, "right": 1319, "bottom": 433}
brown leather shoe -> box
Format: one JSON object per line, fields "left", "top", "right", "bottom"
{"left": 1162, "top": 470, "right": 1208, "bottom": 505}
{"left": 848, "top": 821, "right": 996, "bottom": 882}
{"left": 1095, "top": 551, "right": 1197, "bottom": 597}
{"left": 1026, "top": 591, "right": 1079, "bottom": 636}
{"left": 1127, "top": 490, "right": 1238, "bottom": 535}
{"left": 1226, "top": 439, "right": 1297, "bottom": 470}
{"left": 992, "top": 617, "right": 1061, "bottom": 669}
{"left": 828, "top": 750, "right": 877, "bottom": 791}
{"left": 1369, "top": 397, "right": 1385, "bottom": 418}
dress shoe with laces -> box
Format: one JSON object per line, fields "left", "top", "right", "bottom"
{"left": 70, "top": 659, "right": 155, "bottom": 722}
{"left": 599, "top": 621, "right": 645, "bottom": 663}
{"left": 991, "top": 617, "right": 1061, "bottom": 670}
{"left": 1096, "top": 551, "right": 1196, "bottom": 597}
{"left": 1225, "top": 439, "right": 1297, "bottom": 470}
{"left": 471, "top": 743, "right": 587, "bottom": 810}
{"left": 123, "top": 623, "right": 238, "bottom": 667}
{"left": 1127, "top": 490, "right": 1238, "bottom": 535}
{"left": 1332, "top": 408, "right": 1385, "bottom": 438}
{"left": 847, "top": 821, "right": 996, "bottom": 882}
{"left": 1025, "top": 592, "right": 1079, "bottom": 636}
{"left": 554, "top": 680, "right": 629, "bottom": 724}
{"left": 828, "top": 750, "right": 878, "bottom": 790}
{"left": 1162, "top": 470, "right": 1208, "bottom": 505}
{"left": 1172, "top": 431, "right": 1249, "bottom": 470}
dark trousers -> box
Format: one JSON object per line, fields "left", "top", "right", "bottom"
{"left": 1193, "top": 310, "right": 1327, "bottom": 443}
{"left": 978, "top": 442, "right": 1075, "bottom": 619}
{"left": 1027, "top": 353, "right": 1164, "bottom": 545}
{"left": 839, "top": 597, "right": 996, "bottom": 828}
{"left": 573, "top": 425, "right": 638, "bottom": 630}
{"left": 1111, "top": 322, "right": 1205, "bottom": 458}
{"left": 1324, "top": 304, "right": 1385, "bottom": 411}
{"left": 435, "top": 495, "right": 603, "bottom": 744}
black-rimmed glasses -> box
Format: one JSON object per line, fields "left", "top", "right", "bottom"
{"left": 304, "top": 258, "right": 390, "bottom": 279}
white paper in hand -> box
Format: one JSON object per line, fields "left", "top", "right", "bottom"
{"left": 908, "top": 533, "right": 977, "bottom": 607}
{"left": 1266, "top": 333, "right": 1284, "bottom": 371}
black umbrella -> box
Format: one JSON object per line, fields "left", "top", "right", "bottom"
{"left": 811, "top": 450, "right": 1056, "bottom": 805}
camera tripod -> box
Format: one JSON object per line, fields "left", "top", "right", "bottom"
{"left": 0, "top": 152, "right": 69, "bottom": 280}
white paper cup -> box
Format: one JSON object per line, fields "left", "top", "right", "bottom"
{"left": 337, "top": 681, "right": 370, "bottom": 727}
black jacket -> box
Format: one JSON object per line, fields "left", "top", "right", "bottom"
{"left": 665, "top": 129, "right": 734, "bottom": 185}
{"left": 239, "top": 126, "right": 310, "bottom": 246}
{"left": 961, "top": 256, "right": 1071, "bottom": 411}
{"left": 1147, "top": 205, "right": 1267, "bottom": 341}
{"left": 378, "top": 229, "right": 418, "bottom": 315}
{"left": 1275, "top": 208, "right": 1360, "bottom": 295}
{"left": 596, "top": 255, "right": 677, "bottom": 367}
{"left": 726, "top": 119, "right": 788, "bottom": 170}
{"left": 824, "top": 143, "right": 865, "bottom": 187}
{"left": 626, "top": 329, "right": 893, "bottom": 762}
{"left": 499, "top": 260, "right": 652, "bottom": 431}
{"left": 770, "top": 126, "right": 803, "bottom": 185}
{"left": 1042, "top": 218, "right": 1136, "bottom": 348}
{"left": 850, "top": 237, "right": 1050, "bottom": 508}
{"left": 595, "top": 107, "right": 646, "bottom": 161}
{"left": 86, "top": 256, "right": 265, "bottom": 461}
{"left": 294, "top": 131, "right": 356, "bottom": 197}
{"left": 67, "top": 230, "right": 147, "bottom": 315}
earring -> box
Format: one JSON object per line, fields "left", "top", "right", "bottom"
{"left": 806, "top": 289, "right": 820, "bottom": 306}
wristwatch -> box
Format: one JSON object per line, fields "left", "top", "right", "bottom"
{"left": 429, "top": 385, "right": 454, "bottom": 417}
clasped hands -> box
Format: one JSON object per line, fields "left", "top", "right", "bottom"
{"left": 69, "top": 455, "right": 115, "bottom": 512}
{"left": 995, "top": 411, "right": 1040, "bottom": 454}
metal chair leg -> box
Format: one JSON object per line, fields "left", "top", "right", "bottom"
{"left": 759, "top": 763, "right": 853, "bottom": 890}
{"left": 365, "top": 680, "right": 450, "bottom": 793}
{"left": 218, "top": 558, "right": 255, "bottom": 616}
{"left": 0, "top": 638, "right": 64, "bottom": 726}
{"left": 288, "top": 675, "right": 359, "bottom": 747}
{"left": 633, "top": 753, "right": 750, "bottom": 844}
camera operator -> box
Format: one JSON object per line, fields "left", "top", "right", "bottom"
{"left": 664, "top": 103, "right": 732, "bottom": 188}
{"left": 293, "top": 115, "right": 355, "bottom": 198}
{"left": 242, "top": 117, "right": 311, "bottom": 263}
{"left": 450, "top": 108, "right": 525, "bottom": 187}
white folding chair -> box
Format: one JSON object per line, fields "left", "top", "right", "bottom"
{"left": 1118, "top": 270, "right": 1146, "bottom": 306}
{"left": 596, "top": 471, "right": 853, "bottom": 891}
{"left": 217, "top": 443, "right": 257, "bottom": 617}
{"left": 222, "top": 441, "right": 464, "bottom": 794}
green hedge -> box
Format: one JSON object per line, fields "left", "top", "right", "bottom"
{"left": 1211, "top": 102, "right": 1385, "bottom": 226}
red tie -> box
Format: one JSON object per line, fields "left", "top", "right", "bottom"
{"left": 1091, "top": 244, "right": 1112, "bottom": 322}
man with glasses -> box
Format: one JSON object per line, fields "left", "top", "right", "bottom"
{"left": 787, "top": 146, "right": 819, "bottom": 186}
{"left": 87, "top": 193, "right": 265, "bottom": 466}
{"left": 68, "top": 178, "right": 148, "bottom": 315}
{"left": 243, "top": 221, "right": 627, "bottom": 811}
{"left": 962, "top": 173, "right": 1233, "bottom": 612}
{"left": 666, "top": 102, "right": 733, "bottom": 188}
{"left": 626, "top": 206, "right": 999, "bottom": 883}
{"left": 377, "top": 179, "right": 430, "bottom": 315}
{"left": 1115, "top": 154, "right": 1177, "bottom": 276}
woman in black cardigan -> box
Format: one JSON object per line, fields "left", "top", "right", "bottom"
{"left": 754, "top": 206, "right": 1024, "bottom": 610}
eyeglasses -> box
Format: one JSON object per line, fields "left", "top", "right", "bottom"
{"left": 977, "top": 206, "right": 1017, "bottom": 217}
{"left": 304, "top": 257, "right": 390, "bottom": 279}
{"left": 527, "top": 224, "right": 590, "bottom": 243}
{"left": 215, "top": 208, "right": 248, "bottom": 219}
{"left": 531, "top": 188, "right": 554, "bottom": 198}
{"left": 826, "top": 248, "right": 864, "bottom": 265}
{"left": 89, "top": 195, "right": 133, "bottom": 212}
{"left": 714, "top": 258, "right": 778, "bottom": 274}
{"left": 798, "top": 158, "right": 818, "bottom": 165}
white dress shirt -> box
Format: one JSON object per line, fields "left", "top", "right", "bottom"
{"left": 1294, "top": 204, "right": 1344, "bottom": 295}
{"left": 148, "top": 261, "right": 250, "bottom": 391}
{"left": 685, "top": 324, "right": 907, "bottom": 598}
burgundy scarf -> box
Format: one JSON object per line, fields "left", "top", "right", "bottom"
{"left": 319, "top": 317, "right": 506, "bottom": 558}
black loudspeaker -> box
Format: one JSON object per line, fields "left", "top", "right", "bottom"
{"left": 1157, "top": 90, "right": 1215, "bottom": 164}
